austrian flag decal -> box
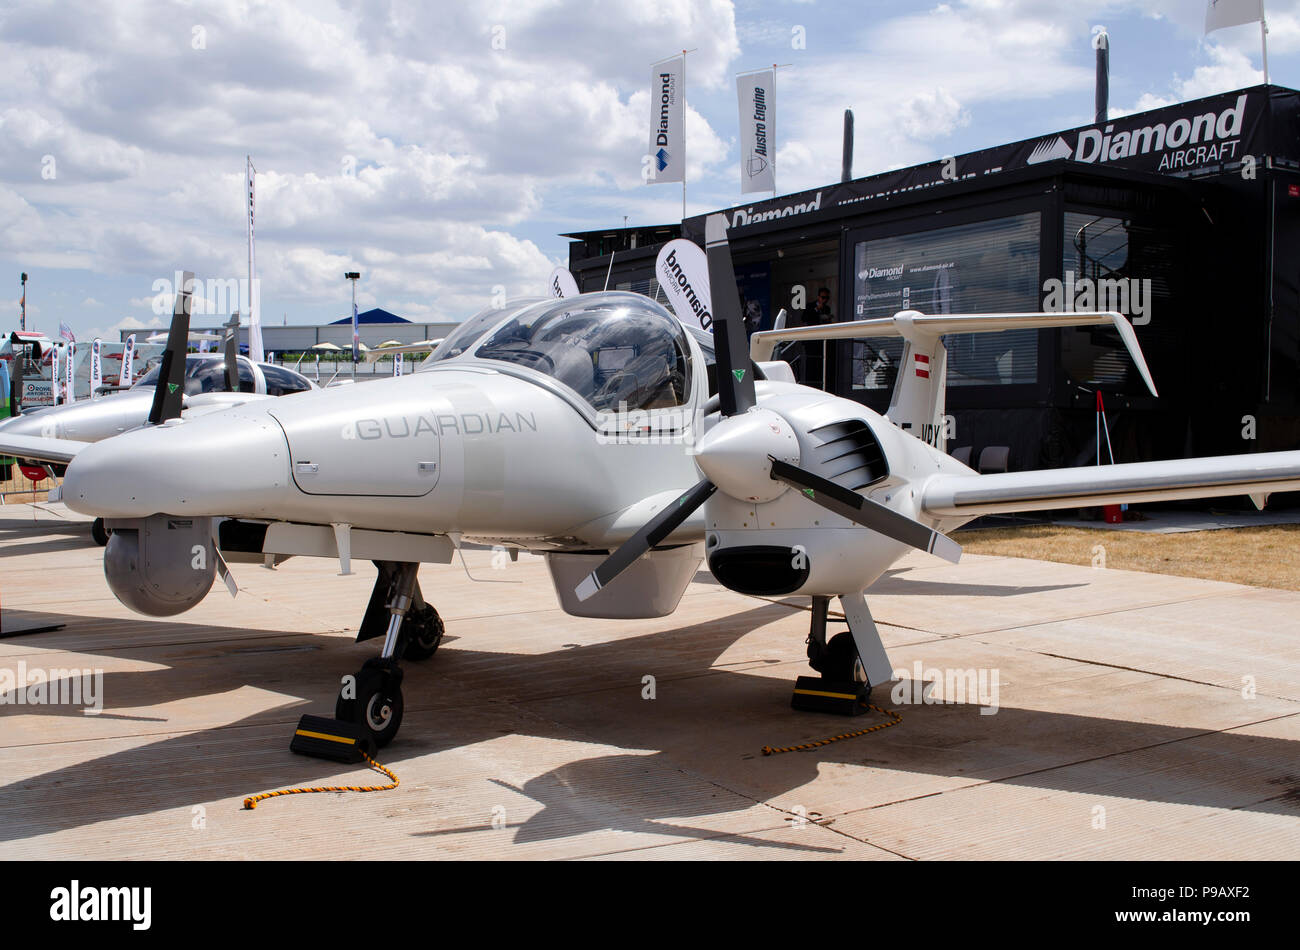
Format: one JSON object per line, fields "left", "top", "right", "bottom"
{"left": 914, "top": 353, "right": 930, "bottom": 378}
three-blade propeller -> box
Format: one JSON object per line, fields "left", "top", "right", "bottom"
{"left": 574, "top": 215, "right": 960, "bottom": 602}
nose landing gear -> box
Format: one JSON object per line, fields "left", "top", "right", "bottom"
{"left": 334, "top": 561, "right": 443, "bottom": 748}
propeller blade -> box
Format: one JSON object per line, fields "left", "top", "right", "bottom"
{"left": 223, "top": 313, "right": 240, "bottom": 392}
{"left": 575, "top": 479, "right": 717, "bottom": 601}
{"left": 769, "top": 457, "right": 962, "bottom": 564}
{"left": 148, "top": 270, "right": 194, "bottom": 425}
{"left": 704, "top": 214, "right": 756, "bottom": 417}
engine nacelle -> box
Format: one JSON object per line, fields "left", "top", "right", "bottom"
{"left": 548, "top": 543, "right": 703, "bottom": 618}
{"left": 103, "top": 514, "right": 216, "bottom": 616}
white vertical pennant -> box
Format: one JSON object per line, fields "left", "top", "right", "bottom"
{"left": 737, "top": 69, "right": 776, "bottom": 194}
{"left": 90, "top": 339, "right": 102, "bottom": 398}
{"left": 51, "top": 344, "right": 61, "bottom": 405}
{"left": 246, "top": 156, "right": 265, "bottom": 363}
{"left": 121, "top": 333, "right": 136, "bottom": 388}
{"left": 393, "top": 351, "right": 404, "bottom": 377}
{"left": 66, "top": 341, "right": 76, "bottom": 402}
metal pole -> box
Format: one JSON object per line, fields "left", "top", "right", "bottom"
{"left": 681, "top": 49, "right": 687, "bottom": 222}
{"left": 841, "top": 110, "right": 854, "bottom": 183}
{"left": 1261, "top": 17, "right": 1270, "bottom": 86}
{"left": 1094, "top": 29, "right": 1109, "bottom": 125}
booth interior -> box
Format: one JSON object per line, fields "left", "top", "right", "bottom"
{"left": 566, "top": 84, "right": 1300, "bottom": 487}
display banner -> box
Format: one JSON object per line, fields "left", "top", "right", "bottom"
{"left": 655, "top": 238, "right": 712, "bottom": 332}
{"left": 684, "top": 85, "right": 1280, "bottom": 240}
{"left": 121, "top": 333, "right": 136, "bottom": 387}
{"left": 648, "top": 56, "right": 685, "bottom": 185}
{"left": 66, "top": 341, "right": 76, "bottom": 402}
{"left": 90, "top": 339, "right": 102, "bottom": 398}
{"left": 393, "top": 351, "right": 404, "bottom": 377}
{"left": 548, "top": 266, "right": 580, "bottom": 298}
{"left": 1206, "top": 0, "right": 1263, "bottom": 33}
{"left": 737, "top": 69, "right": 776, "bottom": 194}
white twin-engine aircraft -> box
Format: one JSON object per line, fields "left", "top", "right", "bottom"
{"left": 3, "top": 215, "right": 1298, "bottom": 747}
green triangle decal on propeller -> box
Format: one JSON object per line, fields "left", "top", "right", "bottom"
{"left": 167, "top": 382, "right": 179, "bottom": 394}
{"left": 732, "top": 369, "right": 746, "bottom": 382}
{"left": 802, "top": 488, "right": 815, "bottom": 499}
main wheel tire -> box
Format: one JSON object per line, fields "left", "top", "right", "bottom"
{"left": 91, "top": 518, "right": 110, "bottom": 546}
{"left": 401, "top": 605, "right": 444, "bottom": 661}
{"left": 822, "top": 631, "right": 867, "bottom": 685}
{"left": 336, "top": 665, "right": 404, "bottom": 748}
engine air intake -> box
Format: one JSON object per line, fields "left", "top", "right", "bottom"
{"left": 807, "top": 419, "right": 888, "bottom": 491}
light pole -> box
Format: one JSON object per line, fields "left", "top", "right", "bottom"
{"left": 345, "top": 271, "right": 360, "bottom": 379}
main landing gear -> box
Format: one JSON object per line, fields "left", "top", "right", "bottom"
{"left": 334, "top": 561, "right": 444, "bottom": 747}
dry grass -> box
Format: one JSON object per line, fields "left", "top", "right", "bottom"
{"left": 952, "top": 524, "right": 1300, "bottom": 591}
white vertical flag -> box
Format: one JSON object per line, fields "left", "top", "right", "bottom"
{"left": 648, "top": 56, "right": 686, "bottom": 185}
{"left": 51, "top": 345, "right": 61, "bottom": 405}
{"left": 393, "top": 351, "right": 404, "bottom": 377}
{"left": 246, "top": 156, "right": 265, "bottom": 363}
{"left": 1205, "top": 0, "right": 1264, "bottom": 32}
{"left": 121, "top": 333, "right": 136, "bottom": 387}
{"left": 737, "top": 69, "right": 776, "bottom": 194}
{"left": 655, "top": 239, "right": 713, "bottom": 333}
{"left": 90, "top": 339, "right": 102, "bottom": 398}
{"left": 66, "top": 341, "right": 76, "bottom": 402}
{"left": 548, "top": 265, "right": 580, "bottom": 298}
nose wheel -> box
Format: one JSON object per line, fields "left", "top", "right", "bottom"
{"left": 336, "top": 658, "right": 404, "bottom": 748}
{"left": 332, "top": 562, "right": 435, "bottom": 748}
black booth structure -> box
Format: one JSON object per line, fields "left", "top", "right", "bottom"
{"left": 566, "top": 84, "right": 1300, "bottom": 475}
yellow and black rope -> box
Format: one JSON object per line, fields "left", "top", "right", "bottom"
{"left": 762, "top": 702, "right": 902, "bottom": 755}
{"left": 242, "top": 751, "right": 399, "bottom": 810}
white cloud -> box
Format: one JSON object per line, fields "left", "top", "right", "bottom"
{"left": 0, "top": 0, "right": 738, "bottom": 333}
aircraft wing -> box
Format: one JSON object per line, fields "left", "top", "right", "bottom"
{"left": 0, "top": 434, "right": 90, "bottom": 465}
{"left": 921, "top": 450, "right": 1300, "bottom": 518}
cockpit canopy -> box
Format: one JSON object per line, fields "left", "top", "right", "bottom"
{"left": 476, "top": 295, "right": 695, "bottom": 412}
{"left": 133, "top": 355, "right": 313, "bottom": 397}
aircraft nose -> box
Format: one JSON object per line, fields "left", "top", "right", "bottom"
{"left": 0, "top": 412, "right": 51, "bottom": 438}
{"left": 62, "top": 410, "right": 291, "bottom": 519}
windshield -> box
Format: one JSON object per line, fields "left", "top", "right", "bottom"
{"left": 474, "top": 294, "right": 693, "bottom": 412}
{"left": 422, "top": 297, "right": 547, "bottom": 368}
{"left": 134, "top": 355, "right": 255, "bottom": 394}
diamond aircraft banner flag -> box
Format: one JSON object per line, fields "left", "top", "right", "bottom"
{"left": 737, "top": 69, "right": 776, "bottom": 194}
{"left": 648, "top": 56, "right": 685, "bottom": 185}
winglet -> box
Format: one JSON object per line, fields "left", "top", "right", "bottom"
{"left": 1109, "top": 312, "right": 1158, "bottom": 397}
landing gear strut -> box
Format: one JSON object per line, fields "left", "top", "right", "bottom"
{"left": 334, "top": 561, "right": 443, "bottom": 747}
{"left": 805, "top": 596, "right": 866, "bottom": 684}
{"left": 795, "top": 593, "right": 892, "bottom": 715}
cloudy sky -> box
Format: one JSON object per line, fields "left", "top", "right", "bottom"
{"left": 3, "top": 0, "right": 1299, "bottom": 340}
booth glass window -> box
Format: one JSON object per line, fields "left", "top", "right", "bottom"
{"left": 1059, "top": 211, "right": 1175, "bottom": 396}
{"left": 849, "top": 212, "right": 1042, "bottom": 390}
